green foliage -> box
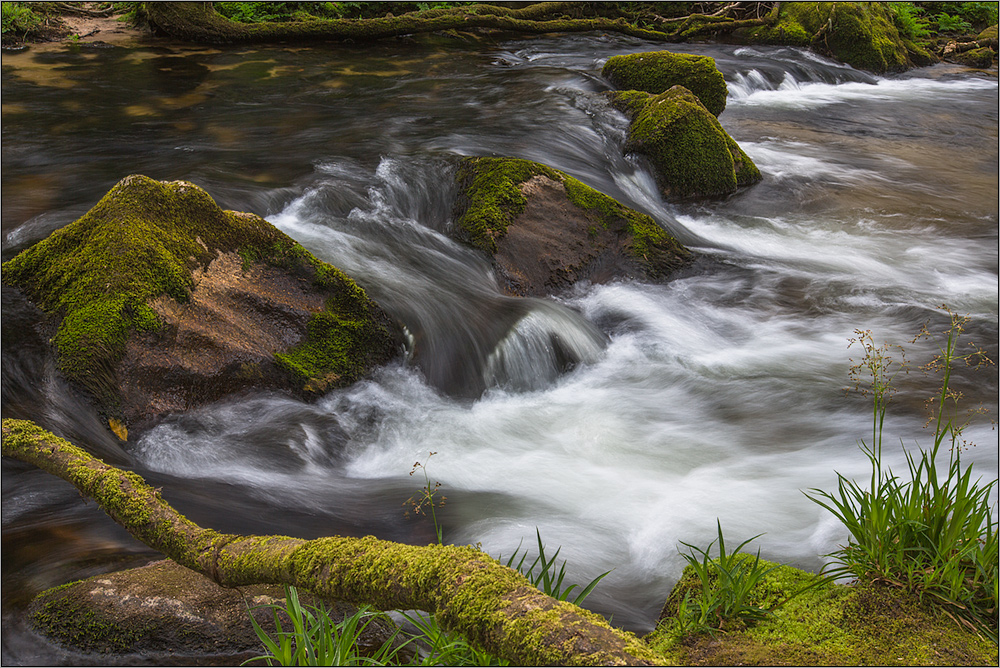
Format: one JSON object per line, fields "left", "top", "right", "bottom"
{"left": 936, "top": 12, "right": 974, "bottom": 33}
{"left": 216, "top": 2, "right": 341, "bottom": 23}
{"left": 891, "top": 3, "right": 931, "bottom": 40}
{"left": 1, "top": 2, "right": 43, "bottom": 36}
{"left": 245, "top": 585, "right": 407, "bottom": 666}
{"left": 399, "top": 611, "right": 507, "bottom": 666}
{"left": 500, "top": 529, "right": 611, "bottom": 607}
{"left": 807, "top": 310, "right": 998, "bottom": 643}
{"left": 920, "top": 1, "right": 998, "bottom": 28}
{"left": 669, "top": 521, "right": 784, "bottom": 635}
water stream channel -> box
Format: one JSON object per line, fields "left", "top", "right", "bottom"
{"left": 2, "top": 32, "right": 997, "bottom": 663}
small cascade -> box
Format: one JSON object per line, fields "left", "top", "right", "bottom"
{"left": 483, "top": 302, "right": 608, "bottom": 392}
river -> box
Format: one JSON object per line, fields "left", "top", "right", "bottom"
{"left": 2, "top": 33, "right": 997, "bottom": 663}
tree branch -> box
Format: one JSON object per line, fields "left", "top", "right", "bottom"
{"left": 2, "top": 419, "right": 659, "bottom": 666}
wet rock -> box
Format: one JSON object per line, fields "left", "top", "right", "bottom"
{"left": 610, "top": 86, "right": 762, "bottom": 200}
{"left": 1, "top": 175, "right": 399, "bottom": 432}
{"left": 452, "top": 156, "right": 693, "bottom": 297}
{"left": 28, "top": 559, "right": 404, "bottom": 665}
{"left": 602, "top": 51, "right": 728, "bottom": 116}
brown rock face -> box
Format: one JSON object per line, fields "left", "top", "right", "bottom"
{"left": 495, "top": 175, "right": 637, "bottom": 297}
{"left": 119, "top": 252, "right": 323, "bottom": 424}
{"left": 28, "top": 559, "right": 405, "bottom": 664}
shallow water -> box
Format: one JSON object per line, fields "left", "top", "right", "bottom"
{"left": 2, "top": 34, "right": 997, "bottom": 660}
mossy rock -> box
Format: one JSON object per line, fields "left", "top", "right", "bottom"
{"left": 951, "top": 46, "right": 997, "bottom": 69}
{"left": 1, "top": 175, "right": 398, "bottom": 428}
{"left": 28, "top": 559, "right": 405, "bottom": 662}
{"left": 647, "top": 559, "right": 998, "bottom": 666}
{"left": 780, "top": 2, "right": 911, "bottom": 73}
{"left": 602, "top": 51, "right": 728, "bottom": 116}
{"left": 452, "top": 156, "right": 693, "bottom": 297}
{"left": 610, "top": 86, "right": 761, "bottom": 201}
{"left": 977, "top": 24, "right": 998, "bottom": 41}
{"left": 738, "top": 16, "right": 813, "bottom": 47}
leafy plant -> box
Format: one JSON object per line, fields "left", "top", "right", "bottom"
{"left": 807, "top": 309, "right": 998, "bottom": 642}
{"left": 244, "top": 585, "right": 407, "bottom": 666}
{"left": 670, "top": 520, "right": 782, "bottom": 635}
{"left": 936, "top": 11, "right": 974, "bottom": 33}
{"left": 892, "top": 3, "right": 931, "bottom": 39}
{"left": 399, "top": 611, "right": 508, "bottom": 666}
{"left": 500, "top": 529, "right": 611, "bottom": 607}
{"left": 1, "top": 2, "right": 43, "bottom": 36}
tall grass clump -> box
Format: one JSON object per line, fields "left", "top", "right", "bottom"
{"left": 1, "top": 2, "right": 43, "bottom": 37}
{"left": 808, "top": 308, "right": 998, "bottom": 641}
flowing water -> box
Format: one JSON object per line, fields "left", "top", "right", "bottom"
{"left": 2, "top": 33, "right": 997, "bottom": 662}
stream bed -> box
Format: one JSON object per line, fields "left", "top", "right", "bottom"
{"left": 2, "top": 32, "right": 997, "bottom": 663}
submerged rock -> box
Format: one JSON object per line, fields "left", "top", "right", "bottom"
{"left": 1, "top": 175, "right": 399, "bottom": 432}
{"left": 602, "top": 50, "right": 728, "bottom": 117}
{"left": 452, "top": 156, "right": 693, "bottom": 297}
{"left": 648, "top": 559, "right": 997, "bottom": 666}
{"left": 28, "top": 559, "right": 404, "bottom": 664}
{"left": 610, "top": 86, "right": 762, "bottom": 200}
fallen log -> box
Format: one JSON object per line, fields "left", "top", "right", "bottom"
{"left": 1, "top": 418, "right": 661, "bottom": 666}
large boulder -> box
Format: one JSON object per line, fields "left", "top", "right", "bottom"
{"left": 602, "top": 51, "right": 728, "bottom": 117}
{"left": 452, "top": 157, "right": 693, "bottom": 297}
{"left": 648, "top": 559, "right": 996, "bottom": 665}
{"left": 28, "top": 559, "right": 404, "bottom": 664}
{"left": 610, "top": 86, "right": 762, "bottom": 200}
{"left": 1, "top": 175, "right": 399, "bottom": 434}
{"left": 742, "top": 2, "right": 914, "bottom": 73}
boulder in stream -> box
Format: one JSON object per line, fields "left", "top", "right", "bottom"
{"left": 1, "top": 175, "right": 400, "bottom": 433}
{"left": 602, "top": 50, "right": 728, "bottom": 117}
{"left": 27, "top": 559, "right": 404, "bottom": 664}
{"left": 610, "top": 86, "right": 762, "bottom": 200}
{"left": 452, "top": 157, "right": 694, "bottom": 297}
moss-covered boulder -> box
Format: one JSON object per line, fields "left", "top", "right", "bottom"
{"left": 776, "top": 2, "right": 913, "bottom": 73}
{"left": 1, "top": 175, "right": 398, "bottom": 431}
{"left": 610, "top": 87, "right": 761, "bottom": 201}
{"left": 29, "top": 559, "right": 404, "bottom": 663}
{"left": 647, "top": 559, "right": 997, "bottom": 666}
{"left": 602, "top": 51, "right": 728, "bottom": 117}
{"left": 452, "top": 157, "right": 693, "bottom": 297}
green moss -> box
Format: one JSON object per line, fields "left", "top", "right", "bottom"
{"left": 454, "top": 156, "right": 691, "bottom": 277}
{"left": 782, "top": 2, "right": 911, "bottom": 73}
{"left": 952, "top": 46, "right": 997, "bottom": 68}
{"left": 31, "top": 586, "right": 152, "bottom": 652}
{"left": 1, "top": 175, "right": 394, "bottom": 417}
{"left": 741, "top": 16, "right": 812, "bottom": 46}
{"left": 602, "top": 51, "right": 728, "bottom": 116}
{"left": 611, "top": 86, "right": 761, "bottom": 200}
{"left": 977, "top": 24, "right": 998, "bottom": 41}
{"left": 648, "top": 560, "right": 998, "bottom": 666}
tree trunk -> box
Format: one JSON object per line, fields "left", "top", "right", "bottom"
{"left": 1, "top": 419, "right": 661, "bottom": 666}
{"left": 141, "top": 1, "right": 774, "bottom": 45}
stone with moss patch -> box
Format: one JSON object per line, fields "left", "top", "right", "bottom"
{"left": 602, "top": 51, "right": 728, "bottom": 116}
{"left": 647, "top": 558, "right": 997, "bottom": 665}
{"left": 2, "top": 175, "right": 398, "bottom": 428}
{"left": 452, "top": 156, "right": 693, "bottom": 296}
{"left": 28, "top": 559, "right": 403, "bottom": 661}
{"left": 610, "top": 86, "right": 761, "bottom": 201}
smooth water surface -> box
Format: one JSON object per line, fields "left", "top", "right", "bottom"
{"left": 2, "top": 34, "right": 997, "bottom": 661}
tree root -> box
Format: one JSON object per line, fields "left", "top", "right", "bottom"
{"left": 1, "top": 418, "right": 660, "bottom": 666}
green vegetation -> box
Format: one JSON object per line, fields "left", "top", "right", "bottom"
{"left": 246, "top": 586, "right": 406, "bottom": 666}
{"left": 1, "top": 1, "right": 43, "bottom": 37}
{"left": 500, "top": 529, "right": 611, "bottom": 608}
{"left": 808, "top": 312, "right": 998, "bottom": 642}
{"left": 610, "top": 87, "right": 761, "bottom": 200}
{"left": 602, "top": 51, "right": 728, "bottom": 117}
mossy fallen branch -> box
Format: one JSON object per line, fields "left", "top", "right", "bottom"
{"left": 1, "top": 419, "right": 661, "bottom": 666}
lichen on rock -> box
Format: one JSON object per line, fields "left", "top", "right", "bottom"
{"left": 610, "top": 86, "right": 762, "bottom": 200}
{"left": 1, "top": 175, "right": 398, "bottom": 429}
{"left": 602, "top": 50, "right": 728, "bottom": 117}
{"left": 452, "top": 156, "right": 693, "bottom": 297}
